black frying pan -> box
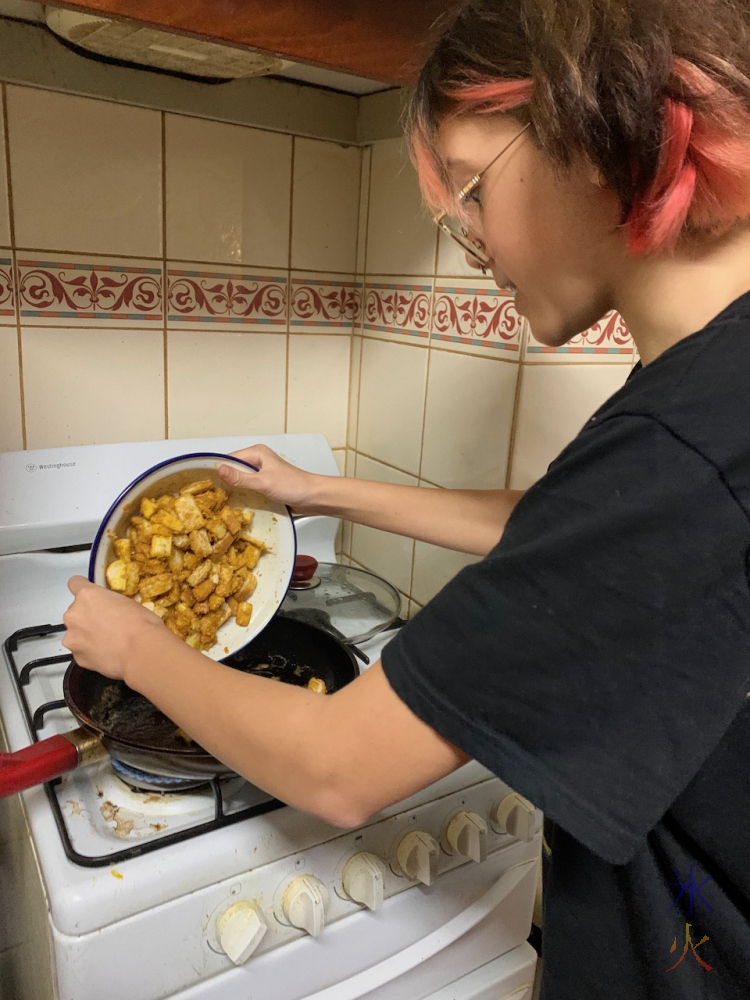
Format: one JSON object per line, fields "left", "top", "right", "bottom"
{"left": 0, "top": 618, "right": 359, "bottom": 796}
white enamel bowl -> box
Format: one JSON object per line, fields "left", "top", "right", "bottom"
{"left": 88, "top": 453, "right": 296, "bottom": 661}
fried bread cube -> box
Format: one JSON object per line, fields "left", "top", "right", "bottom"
{"left": 174, "top": 494, "right": 205, "bottom": 531}
{"left": 207, "top": 593, "right": 224, "bottom": 611}
{"left": 139, "top": 573, "right": 174, "bottom": 602}
{"left": 151, "top": 508, "right": 184, "bottom": 533}
{"left": 235, "top": 572, "right": 257, "bottom": 603}
{"left": 114, "top": 538, "right": 132, "bottom": 561}
{"left": 189, "top": 529, "right": 213, "bottom": 558}
{"left": 123, "top": 562, "right": 140, "bottom": 597}
{"left": 192, "top": 578, "right": 216, "bottom": 602}
{"left": 186, "top": 559, "right": 212, "bottom": 588}
{"left": 307, "top": 677, "right": 327, "bottom": 694}
{"left": 243, "top": 544, "right": 261, "bottom": 570}
{"left": 235, "top": 602, "right": 252, "bottom": 628}
{"left": 106, "top": 559, "right": 129, "bottom": 592}
{"left": 150, "top": 534, "right": 172, "bottom": 559}
{"left": 219, "top": 505, "right": 242, "bottom": 535}
{"left": 205, "top": 517, "right": 228, "bottom": 541}
{"left": 214, "top": 563, "right": 235, "bottom": 599}
{"left": 140, "top": 497, "right": 158, "bottom": 518}
{"left": 210, "top": 533, "right": 234, "bottom": 561}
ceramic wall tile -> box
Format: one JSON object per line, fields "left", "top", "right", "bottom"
{"left": 347, "top": 335, "right": 362, "bottom": 449}
{"left": 509, "top": 364, "right": 631, "bottom": 489}
{"left": 332, "top": 449, "right": 346, "bottom": 474}
{"left": 289, "top": 272, "right": 359, "bottom": 333}
{"left": 524, "top": 310, "right": 634, "bottom": 362}
{"left": 350, "top": 454, "right": 418, "bottom": 594}
{"left": 431, "top": 279, "right": 523, "bottom": 357}
{"left": 0, "top": 327, "right": 22, "bottom": 451}
{"left": 355, "top": 146, "right": 372, "bottom": 274}
{"left": 7, "top": 86, "right": 161, "bottom": 257}
{"left": 0, "top": 91, "right": 10, "bottom": 248}
{"left": 362, "top": 276, "right": 433, "bottom": 345}
{"left": 167, "top": 263, "right": 287, "bottom": 331}
{"left": 291, "top": 138, "right": 360, "bottom": 273}
{"left": 165, "top": 115, "right": 292, "bottom": 268}
{"left": 366, "top": 139, "right": 438, "bottom": 276}
{"left": 17, "top": 254, "right": 163, "bottom": 327}
{"left": 167, "top": 330, "right": 286, "bottom": 439}
{"left": 0, "top": 253, "right": 15, "bottom": 324}
{"left": 286, "top": 334, "right": 350, "bottom": 448}
{"left": 357, "top": 338, "right": 428, "bottom": 476}
{"left": 22, "top": 327, "right": 164, "bottom": 449}
{"left": 345, "top": 448, "right": 356, "bottom": 477}
{"left": 411, "top": 540, "right": 481, "bottom": 606}
{"left": 421, "top": 349, "right": 519, "bottom": 490}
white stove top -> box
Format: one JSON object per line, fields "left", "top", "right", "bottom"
{"left": 0, "top": 436, "right": 538, "bottom": 1000}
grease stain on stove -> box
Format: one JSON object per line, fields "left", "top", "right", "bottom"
{"left": 66, "top": 800, "right": 82, "bottom": 816}
{"left": 110, "top": 868, "right": 124, "bottom": 880}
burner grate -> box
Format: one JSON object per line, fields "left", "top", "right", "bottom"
{"left": 3, "top": 623, "right": 284, "bottom": 868}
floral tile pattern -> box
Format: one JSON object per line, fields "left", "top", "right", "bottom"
{"left": 525, "top": 310, "right": 634, "bottom": 361}
{"left": 362, "top": 279, "right": 432, "bottom": 344}
{"left": 290, "top": 274, "right": 360, "bottom": 333}
{"left": 17, "top": 255, "right": 163, "bottom": 326}
{"left": 430, "top": 282, "right": 522, "bottom": 357}
{"left": 0, "top": 256, "right": 15, "bottom": 322}
{"left": 167, "top": 264, "right": 287, "bottom": 330}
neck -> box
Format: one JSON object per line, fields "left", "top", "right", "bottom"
{"left": 612, "top": 223, "right": 750, "bottom": 365}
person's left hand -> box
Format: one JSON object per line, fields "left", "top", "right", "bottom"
{"left": 62, "top": 577, "right": 164, "bottom": 682}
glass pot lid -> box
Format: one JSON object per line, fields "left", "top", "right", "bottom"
{"left": 279, "top": 556, "right": 401, "bottom": 644}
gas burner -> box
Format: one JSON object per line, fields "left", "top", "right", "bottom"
{"left": 111, "top": 759, "right": 211, "bottom": 793}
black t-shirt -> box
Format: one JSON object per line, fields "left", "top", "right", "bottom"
{"left": 381, "top": 292, "right": 750, "bottom": 999}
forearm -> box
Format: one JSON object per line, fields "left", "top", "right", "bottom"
{"left": 126, "top": 626, "right": 465, "bottom": 828}
{"left": 306, "top": 476, "right": 525, "bottom": 556}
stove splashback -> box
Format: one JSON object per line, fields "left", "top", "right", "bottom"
{"left": 0, "top": 433, "right": 339, "bottom": 555}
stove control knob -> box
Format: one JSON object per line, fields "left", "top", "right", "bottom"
{"left": 342, "top": 852, "right": 386, "bottom": 911}
{"left": 216, "top": 901, "right": 267, "bottom": 965}
{"left": 395, "top": 830, "right": 440, "bottom": 886}
{"left": 282, "top": 875, "right": 330, "bottom": 937}
{"left": 446, "top": 810, "right": 488, "bottom": 863}
{"left": 492, "top": 793, "right": 536, "bottom": 842}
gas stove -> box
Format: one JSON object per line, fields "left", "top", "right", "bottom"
{"left": 0, "top": 434, "right": 540, "bottom": 1000}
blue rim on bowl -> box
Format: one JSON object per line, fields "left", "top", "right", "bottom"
{"left": 88, "top": 452, "right": 297, "bottom": 662}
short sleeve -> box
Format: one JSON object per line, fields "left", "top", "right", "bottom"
{"left": 381, "top": 414, "right": 750, "bottom": 864}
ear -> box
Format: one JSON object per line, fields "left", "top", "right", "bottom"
{"left": 586, "top": 160, "right": 608, "bottom": 190}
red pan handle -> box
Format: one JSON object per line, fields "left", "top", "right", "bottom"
{"left": 0, "top": 731, "right": 84, "bottom": 797}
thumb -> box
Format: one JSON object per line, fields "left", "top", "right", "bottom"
{"left": 218, "top": 463, "right": 259, "bottom": 489}
{"left": 68, "top": 575, "right": 93, "bottom": 595}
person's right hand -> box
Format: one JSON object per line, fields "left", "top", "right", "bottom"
{"left": 219, "top": 444, "right": 324, "bottom": 515}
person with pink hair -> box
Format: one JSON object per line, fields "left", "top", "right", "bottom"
{"left": 64, "top": 2, "right": 750, "bottom": 996}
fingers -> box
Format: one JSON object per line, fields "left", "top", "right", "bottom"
{"left": 67, "top": 575, "right": 92, "bottom": 595}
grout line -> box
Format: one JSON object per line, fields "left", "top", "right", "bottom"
{"left": 352, "top": 447, "right": 445, "bottom": 488}
{"left": 161, "top": 111, "right": 168, "bottom": 440}
{"left": 504, "top": 321, "right": 528, "bottom": 489}
{"left": 408, "top": 228, "right": 441, "bottom": 599}
{"left": 350, "top": 146, "right": 373, "bottom": 453}
{"left": 2, "top": 83, "right": 26, "bottom": 449}
{"left": 284, "top": 136, "right": 295, "bottom": 434}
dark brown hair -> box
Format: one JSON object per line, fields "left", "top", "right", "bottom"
{"left": 407, "top": 0, "right": 750, "bottom": 253}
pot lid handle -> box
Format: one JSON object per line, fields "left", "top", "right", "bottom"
{"left": 292, "top": 554, "right": 319, "bottom": 584}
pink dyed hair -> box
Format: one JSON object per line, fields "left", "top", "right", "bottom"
{"left": 409, "top": 59, "right": 750, "bottom": 255}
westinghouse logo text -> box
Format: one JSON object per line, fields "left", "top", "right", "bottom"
{"left": 26, "top": 462, "right": 76, "bottom": 472}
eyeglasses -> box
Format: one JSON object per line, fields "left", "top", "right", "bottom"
{"left": 433, "top": 122, "right": 532, "bottom": 269}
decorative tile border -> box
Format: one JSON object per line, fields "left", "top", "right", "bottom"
{"left": 525, "top": 310, "right": 634, "bottom": 361}
{"left": 431, "top": 282, "right": 522, "bottom": 357}
{"left": 167, "top": 264, "right": 287, "bottom": 331}
{"left": 362, "top": 279, "right": 432, "bottom": 344}
{"left": 290, "top": 273, "right": 359, "bottom": 333}
{"left": 0, "top": 255, "right": 15, "bottom": 322}
{"left": 17, "top": 255, "right": 163, "bottom": 326}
